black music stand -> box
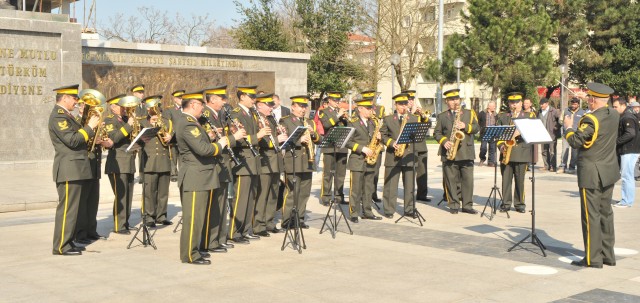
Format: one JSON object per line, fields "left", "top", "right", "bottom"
{"left": 394, "top": 122, "right": 429, "bottom": 226}
{"left": 127, "top": 154, "right": 157, "bottom": 250}
{"left": 319, "top": 127, "right": 355, "bottom": 238}
{"left": 480, "top": 125, "right": 515, "bottom": 220}
{"left": 507, "top": 119, "right": 551, "bottom": 256}
{"left": 280, "top": 126, "right": 308, "bottom": 253}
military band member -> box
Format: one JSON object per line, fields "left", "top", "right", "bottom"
{"left": 164, "top": 89, "right": 185, "bottom": 182}
{"left": 253, "top": 93, "right": 287, "bottom": 236}
{"left": 49, "top": 85, "right": 99, "bottom": 255}
{"left": 434, "top": 89, "right": 479, "bottom": 214}
{"left": 497, "top": 92, "right": 535, "bottom": 213}
{"left": 361, "top": 90, "right": 384, "bottom": 203}
{"left": 380, "top": 93, "right": 419, "bottom": 218}
{"left": 228, "top": 86, "right": 272, "bottom": 243}
{"left": 346, "top": 98, "right": 382, "bottom": 222}
{"left": 131, "top": 85, "right": 147, "bottom": 184}
{"left": 175, "top": 92, "right": 229, "bottom": 265}
{"left": 104, "top": 94, "right": 139, "bottom": 234}
{"left": 318, "top": 92, "right": 349, "bottom": 205}
{"left": 279, "top": 95, "right": 320, "bottom": 228}
{"left": 404, "top": 89, "right": 431, "bottom": 202}
{"left": 565, "top": 83, "right": 620, "bottom": 268}
{"left": 140, "top": 96, "right": 173, "bottom": 227}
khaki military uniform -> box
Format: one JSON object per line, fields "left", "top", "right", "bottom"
{"left": 74, "top": 115, "right": 102, "bottom": 241}
{"left": 164, "top": 105, "right": 182, "bottom": 180}
{"left": 48, "top": 105, "right": 95, "bottom": 254}
{"left": 346, "top": 116, "right": 377, "bottom": 218}
{"left": 279, "top": 115, "right": 319, "bottom": 226}
{"left": 566, "top": 107, "right": 620, "bottom": 267}
{"left": 254, "top": 115, "right": 284, "bottom": 233}
{"left": 175, "top": 112, "right": 224, "bottom": 263}
{"left": 497, "top": 111, "right": 536, "bottom": 211}
{"left": 103, "top": 110, "right": 136, "bottom": 232}
{"left": 140, "top": 116, "right": 172, "bottom": 224}
{"left": 380, "top": 113, "right": 419, "bottom": 215}
{"left": 433, "top": 109, "right": 479, "bottom": 211}
{"left": 414, "top": 113, "right": 430, "bottom": 199}
{"left": 318, "top": 107, "right": 348, "bottom": 203}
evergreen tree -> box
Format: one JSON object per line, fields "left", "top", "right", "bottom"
{"left": 233, "top": 0, "right": 291, "bottom": 52}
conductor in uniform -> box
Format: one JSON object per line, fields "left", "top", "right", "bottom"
{"left": 49, "top": 85, "right": 100, "bottom": 255}
{"left": 565, "top": 82, "right": 620, "bottom": 268}
{"left": 497, "top": 92, "right": 536, "bottom": 213}
{"left": 345, "top": 98, "right": 382, "bottom": 222}
{"left": 434, "top": 89, "right": 479, "bottom": 214}
{"left": 318, "top": 92, "right": 349, "bottom": 205}
{"left": 175, "top": 92, "right": 229, "bottom": 265}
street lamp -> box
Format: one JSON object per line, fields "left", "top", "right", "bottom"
{"left": 453, "top": 57, "right": 464, "bottom": 89}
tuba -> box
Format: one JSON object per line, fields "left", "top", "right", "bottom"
{"left": 120, "top": 96, "right": 142, "bottom": 139}
{"left": 501, "top": 110, "right": 519, "bottom": 165}
{"left": 146, "top": 97, "right": 169, "bottom": 147}
{"left": 78, "top": 89, "right": 107, "bottom": 152}
{"left": 395, "top": 113, "right": 408, "bottom": 157}
{"left": 365, "top": 116, "right": 384, "bottom": 165}
{"left": 446, "top": 108, "right": 466, "bottom": 161}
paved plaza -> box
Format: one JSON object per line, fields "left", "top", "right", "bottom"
{"left": 1, "top": 145, "right": 639, "bottom": 303}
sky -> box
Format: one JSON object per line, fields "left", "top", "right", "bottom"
{"left": 59, "top": 0, "right": 250, "bottom": 28}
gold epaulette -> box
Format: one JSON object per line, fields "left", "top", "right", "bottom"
{"left": 106, "top": 113, "right": 114, "bottom": 118}
{"left": 281, "top": 115, "right": 290, "bottom": 120}
{"left": 186, "top": 116, "right": 195, "bottom": 123}
{"left": 57, "top": 109, "right": 64, "bottom": 114}
{"left": 350, "top": 117, "right": 359, "bottom": 123}
{"left": 232, "top": 107, "right": 241, "bottom": 113}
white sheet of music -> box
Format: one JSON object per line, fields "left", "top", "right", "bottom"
{"left": 513, "top": 119, "right": 552, "bottom": 144}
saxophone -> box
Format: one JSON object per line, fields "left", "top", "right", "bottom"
{"left": 394, "top": 113, "right": 408, "bottom": 157}
{"left": 445, "top": 109, "right": 466, "bottom": 160}
{"left": 302, "top": 118, "right": 315, "bottom": 163}
{"left": 501, "top": 110, "right": 519, "bottom": 165}
{"left": 365, "top": 116, "right": 384, "bottom": 165}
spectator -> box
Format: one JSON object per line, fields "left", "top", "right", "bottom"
{"left": 477, "top": 101, "right": 497, "bottom": 167}
{"left": 560, "top": 97, "right": 585, "bottom": 173}
{"left": 612, "top": 98, "right": 640, "bottom": 208}
{"left": 272, "top": 94, "right": 290, "bottom": 122}
{"left": 523, "top": 98, "right": 536, "bottom": 113}
{"left": 538, "top": 98, "right": 562, "bottom": 172}
{"left": 630, "top": 101, "right": 640, "bottom": 180}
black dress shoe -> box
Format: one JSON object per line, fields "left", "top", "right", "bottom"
{"left": 53, "top": 248, "right": 82, "bottom": 256}
{"left": 417, "top": 196, "right": 432, "bottom": 202}
{"left": 256, "top": 231, "right": 271, "bottom": 237}
{"left": 115, "top": 229, "right": 131, "bottom": 235}
{"left": 157, "top": 220, "right": 173, "bottom": 226}
{"left": 220, "top": 243, "right": 234, "bottom": 249}
{"left": 208, "top": 247, "right": 228, "bottom": 253}
{"left": 362, "top": 215, "right": 382, "bottom": 220}
{"left": 69, "top": 243, "right": 86, "bottom": 251}
{"left": 450, "top": 209, "right": 459, "bottom": 214}
{"left": 299, "top": 222, "right": 310, "bottom": 229}
{"left": 188, "top": 258, "right": 211, "bottom": 265}
{"left": 571, "top": 258, "right": 602, "bottom": 268}
{"left": 350, "top": 217, "right": 359, "bottom": 223}
{"left": 404, "top": 212, "right": 418, "bottom": 219}
{"left": 515, "top": 208, "right": 526, "bottom": 213}
{"left": 603, "top": 259, "right": 616, "bottom": 266}
{"left": 461, "top": 208, "right": 478, "bottom": 215}
{"left": 75, "top": 238, "right": 92, "bottom": 245}
{"left": 372, "top": 197, "right": 382, "bottom": 203}
{"left": 499, "top": 206, "right": 510, "bottom": 212}
{"left": 268, "top": 228, "right": 282, "bottom": 234}
{"left": 230, "top": 237, "right": 250, "bottom": 244}
{"left": 200, "top": 252, "right": 211, "bottom": 258}
{"left": 87, "top": 234, "right": 104, "bottom": 240}
{"left": 145, "top": 222, "right": 156, "bottom": 227}
{"left": 384, "top": 214, "right": 394, "bottom": 219}
{"left": 245, "top": 234, "right": 260, "bottom": 240}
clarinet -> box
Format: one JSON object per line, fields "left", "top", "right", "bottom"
{"left": 252, "top": 105, "right": 280, "bottom": 152}
{"left": 223, "top": 105, "right": 259, "bottom": 156}
{"left": 202, "top": 114, "right": 242, "bottom": 166}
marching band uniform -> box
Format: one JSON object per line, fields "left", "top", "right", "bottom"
{"left": 381, "top": 94, "right": 418, "bottom": 218}
{"left": 318, "top": 92, "right": 349, "bottom": 205}
{"left": 49, "top": 85, "right": 94, "bottom": 255}
{"left": 361, "top": 90, "right": 385, "bottom": 203}
{"left": 566, "top": 83, "right": 620, "bottom": 268}
{"left": 497, "top": 93, "right": 535, "bottom": 213}
{"left": 404, "top": 90, "right": 431, "bottom": 202}
{"left": 164, "top": 90, "right": 185, "bottom": 182}
{"left": 279, "top": 95, "right": 319, "bottom": 228}
{"left": 434, "top": 89, "right": 479, "bottom": 214}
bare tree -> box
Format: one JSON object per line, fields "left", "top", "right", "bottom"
{"left": 174, "top": 13, "right": 215, "bottom": 46}
{"left": 202, "top": 26, "right": 238, "bottom": 49}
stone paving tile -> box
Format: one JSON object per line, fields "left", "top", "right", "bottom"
{"left": 554, "top": 288, "right": 640, "bottom": 303}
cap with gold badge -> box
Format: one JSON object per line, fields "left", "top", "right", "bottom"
{"left": 203, "top": 85, "right": 228, "bottom": 99}
{"left": 290, "top": 95, "right": 309, "bottom": 107}
{"left": 53, "top": 84, "right": 79, "bottom": 98}
{"left": 237, "top": 85, "right": 257, "bottom": 99}
{"left": 131, "top": 84, "right": 145, "bottom": 93}
{"left": 256, "top": 93, "right": 275, "bottom": 106}
{"left": 107, "top": 94, "right": 126, "bottom": 105}
{"left": 327, "top": 91, "right": 343, "bottom": 101}
{"left": 402, "top": 90, "right": 416, "bottom": 99}
{"left": 586, "top": 82, "right": 614, "bottom": 98}
{"left": 443, "top": 89, "right": 461, "bottom": 100}
{"left": 393, "top": 93, "right": 409, "bottom": 105}
{"left": 507, "top": 92, "right": 523, "bottom": 102}
{"left": 361, "top": 90, "right": 378, "bottom": 99}
{"left": 356, "top": 97, "right": 374, "bottom": 108}
{"left": 172, "top": 90, "right": 185, "bottom": 98}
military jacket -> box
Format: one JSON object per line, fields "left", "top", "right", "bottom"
{"left": 433, "top": 109, "right": 479, "bottom": 162}
{"left": 380, "top": 112, "right": 419, "bottom": 167}
{"left": 566, "top": 106, "right": 620, "bottom": 189}
{"left": 139, "top": 116, "right": 172, "bottom": 173}
{"left": 346, "top": 116, "right": 377, "bottom": 172}
{"left": 200, "top": 106, "right": 237, "bottom": 183}
{"left": 103, "top": 110, "right": 136, "bottom": 174}
{"left": 48, "top": 105, "right": 95, "bottom": 182}
{"left": 228, "top": 105, "right": 261, "bottom": 176}
{"left": 318, "top": 107, "right": 348, "bottom": 153}
{"left": 174, "top": 112, "right": 224, "bottom": 191}
{"left": 75, "top": 115, "right": 102, "bottom": 180}
{"left": 412, "top": 113, "right": 429, "bottom": 153}
{"left": 257, "top": 114, "right": 284, "bottom": 175}
{"left": 496, "top": 111, "right": 536, "bottom": 163}
{"left": 279, "top": 115, "right": 320, "bottom": 173}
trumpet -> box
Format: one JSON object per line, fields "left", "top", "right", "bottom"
{"left": 223, "top": 105, "right": 259, "bottom": 156}
{"left": 120, "top": 96, "right": 142, "bottom": 139}
{"left": 78, "top": 89, "right": 107, "bottom": 152}
{"left": 414, "top": 108, "right": 431, "bottom": 122}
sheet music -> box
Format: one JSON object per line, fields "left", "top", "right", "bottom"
{"left": 126, "top": 127, "right": 159, "bottom": 152}
{"left": 513, "top": 119, "right": 552, "bottom": 144}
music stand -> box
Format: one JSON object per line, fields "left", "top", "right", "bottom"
{"left": 319, "top": 127, "right": 355, "bottom": 238}
{"left": 280, "top": 126, "right": 308, "bottom": 253}
{"left": 507, "top": 119, "right": 551, "bottom": 256}
{"left": 127, "top": 153, "right": 157, "bottom": 250}
{"left": 394, "top": 122, "right": 430, "bottom": 226}
{"left": 480, "top": 125, "right": 516, "bottom": 220}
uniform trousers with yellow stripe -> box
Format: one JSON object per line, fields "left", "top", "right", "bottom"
{"left": 109, "top": 173, "right": 134, "bottom": 232}
{"left": 349, "top": 170, "right": 376, "bottom": 218}
{"left": 201, "top": 182, "right": 230, "bottom": 250}
{"left": 180, "top": 189, "right": 209, "bottom": 263}
{"left": 579, "top": 184, "right": 616, "bottom": 266}
{"left": 229, "top": 175, "right": 258, "bottom": 239}
{"left": 142, "top": 172, "right": 170, "bottom": 224}
{"left": 282, "top": 172, "right": 312, "bottom": 226}
{"left": 254, "top": 173, "right": 279, "bottom": 233}
{"left": 321, "top": 152, "right": 347, "bottom": 203}
{"left": 500, "top": 162, "right": 527, "bottom": 211}
{"left": 53, "top": 180, "right": 88, "bottom": 254}
{"left": 75, "top": 179, "right": 100, "bottom": 240}
{"left": 382, "top": 166, "right": 414, "bottom": 215}
{"left": 443, "top": 160, "right": 474, "bottom": 210}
